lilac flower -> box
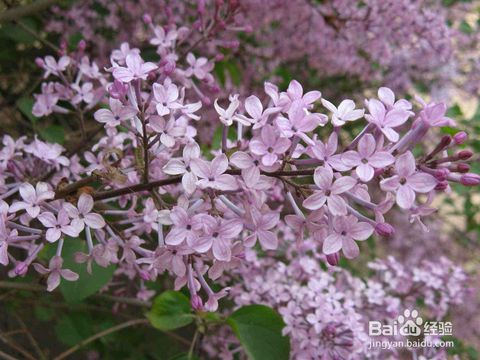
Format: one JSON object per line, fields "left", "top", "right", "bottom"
{"left": 71, "top": 82, "right": 94, "bottom": 104}
{"left": 416, "top": 99, "right": 456, "bottom": 127}
{"left": 42, "top": 55, "right": 70, "bottom": 78}
{"left": 309, "top": 133, "right": 349, "bottom": 171}
{"left": 63, "top": 194, "right": 106, "bottom": 231}
{"left": 112, "top": 53, "right": 157, "bottom": 83}
{"left": 190, "top": 154, "right": 237, "bottom": 191}
{"left": 149, "top": 116, "right": 186, "bottom": 148}
{"left": 163, "top": 141, "right": 200, "bottom": 194}
{"left": 9, "top": 182, "right": 54, "bottom": 218}
{"left": 149, "top": 26, "right": 177, "bottom": 49}
{"left": 38, "top": 210, "right": 81, "bottom": 242}
{"left": 214, "top": 94, "right": 246, "bottom": 126}
{"left": 377, "top": 87, "right": 413, "bottom": 112}
{"left": 0, "top": 219, "right": 16, "bottom": 266}
{"left": 194, "top": 218, "right": 243, "bottom": 261}
{"left": 342, "top": 134, "right": 395, "bottom": 182}
{"left": 365, "top": 99, "right": 411, "bottom": 142}
{"left": 276, "top": 101, "right": 327, "bottom": 144}
{"left": 165, "top": 206, "right": 213, "bottom": 247}
{"left": 32, "top": 92, "right": 59, "bottom": 117}
{"left": 111, "top": 42, "right": 140, "bottom": 63}
{"left": 33, "top": 256, "right": 79, "bottom": 292}
{"left": 322, "top": 215, "right": 373, "bottom": 259}
{"left": 229, "top": 151, "right": 262, "bottom": 188}
{"left": 75, "top": 244, "right": 111, "bottom": 274}
{"left": 303, "top": 167, "right": 356, "bottom": 215}
{"left": 94, "top": 98, "right": 137, "bottom": 127}
{"left": 249, "top": 125, "right": 290, "bottom": 166}
{"left": 380, "top": 151, "right": 437, "bottom": 209}
{"left": 245, "top": 208, "right": 279, "bottom": 250}
{"left": 278, "top": 80, "right": 321, "bottom": 109}
{"left": 237, "top": 95, "right": 279, "bottom": 128}
{"left": 321, "top": 98, "right": 364, "bottom": 126}
{"left": 153, "top": 80, "right": 183, "bottom": 116}
{"left": 184, "top": 53, "right": 214, "bottom": 80}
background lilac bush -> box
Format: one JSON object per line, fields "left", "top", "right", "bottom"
{"left": 0, "top": 1, "right": 479, "bottom": 359}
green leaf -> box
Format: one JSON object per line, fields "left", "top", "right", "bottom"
{"left": 59, "top": 239, "right": 115, "bottom": 303}
{"left": 39, "top": 125, "right": 65, "bottom": 144}
{"left": 227, "top": 305, "right": 290, "bottom": 360}
{"left": 16, "top": 97, "right": 38, "bottom": 124}
{"left": 146, "top": 291, "right": 194, "bottom": 331}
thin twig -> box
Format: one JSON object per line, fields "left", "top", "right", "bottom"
{"left": 0, "top": 349, "right": 18, "bottom": 360}
{"left": 53, "top": 318, "right": 149, "bottom": 360}
{"left": 13, "top": 313, "right": 46, "bottom": 360}
{"left": 0, "top": 0, "right": 61, "bottom": 23}
{"left": 0, "top": 332, "right": 36, "bottom": 360}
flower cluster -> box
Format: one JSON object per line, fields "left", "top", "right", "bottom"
{"left": 1, "top": 23, "right": 478, "bottom": 310}
{"left": 202, "top": 237, "right": 469, "bottom": 359}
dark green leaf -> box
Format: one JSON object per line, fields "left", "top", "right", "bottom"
{"left": 227, "top": 304, "right": 290, "bottom": 360}
{"left": 59, "top": 238, "right": 115, "bottom": 303}
{"left": 39, "top": 125, "right": 65, "bottom": 144}
{"left": 146, "top": 291, "right": 194, "bottom": 331}
{"left": 16, "top": 97, "right": 38, "bottom": 124}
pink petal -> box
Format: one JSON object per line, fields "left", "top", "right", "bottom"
{"left": 214, "top": 174, "right": 238, "bottom": 191}
{"left": 380, "top": 175, "right": 400, "bottom": 191}
{"left": 349, "top": 222, "right": 373, "bottom": 240}
{"left": 19, "top": 183, "right": 36, "bottom": 203}
{"left": 342, "top": 237, "right": 360, "bottom": 259}
{"left": 378, "top": 87, "right": 395, "bottom": 106}
{"left": 327, "top": 195, "right": 348, "bottom": 216}
{"left": 323, "top": 233, "right": 342, "bottom": 254}
{"left": 230, "top": 152, "right": 252, "bottom": 169}
{"left": 358, "top": 134, "right": 376, "bottom": 158}
{"left": 182, "top": 172, "right": 197, "bottom": 194}
{"left": 356, "top": 163, "right": 374, "bottom": 182}
{"left": 302, "top": 192, "right": 326, "bottom": 210}
{"left": 407, "top": 173, "right": 437, "bottom": 193}
{"left": 368, "top": 152, "right": 395, "bottom": 168}
{"left": 212, "top": 239, "right": 231, "bottom": 262}
{"left": 84, "top": 213, "right": 106, "bottom": 229}
{"left": 46, "top": 272, "right": 61, "bottom": 292}
{"left": 384, "top": 109, "right": 409, "bottom": 128}
{"left": 78, "top": 194, "right": 94, "bottom": 214}
{"left": 38, "top": 212, "right": 57, "bottom": 227}
{"left": 331, "top": 176, "right": 356, "bottom": 194}
{"left": 249, "top": 139, "right": 267, "bottom": 155}
{"left": 258, "top": 230, "right": 278, "bottom": 250}
{"left": 313, "top": 167, "right": 333, "bottom": 189}
{"left": 381, "top": 127, "right": 399, "bottom": 142}
{"left": 211, "top": 154, "right": 228, "bottom": 176}
{"left": 190, "top": 158, "right": 211, "bottom": 179}
{"left": 60, "top": 269, "right": 79, "bottom": 281}
{"left": 163, "top": 159, "right": 187, "bottom": 175}
{"left": 395, "top": 152, "right": 416, "bottom": 177}
{"left": 396, "top": 185, "right": 416, "bottom": 209}
{"left": 245, "top": 95, "right": 263, "bottom": 119}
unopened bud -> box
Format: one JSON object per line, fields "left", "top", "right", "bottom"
{"left": 375, "top": 222, "right": 395, "bottom": 237}
{"left": 439, "top": 135, "right": 452, "bottom": 148}
{"left": 142, "top": 13, "right": 152, "bottom": 24}
{"left": 461, "top": 173, "right": 480, "bottom": 186}
{"left": 139, "top": 270, "right": 150, "bottom": 281}
{"left": 15, "top": 262, "right": 28, "bottom": 276}
{"left": 434, "top": 168, "right": 449, "bottom": 181}
{"left": 78, "top": 39, "right": 86, "bottom": 51}
{"left": 191, "top": 294, "right": 203, "bottom": 311}
{"left": 35, "top": 57, "right": 45, "bottom": 68}
{"left": 457, "top": 163, "right": 470, "bottom": 173}
{"left": 457, "top": 150, "right": 473, "bottom": 160}
{"left": 326, "top": 252, "right": 340, "bottom": 266}
{"left": 434, "top": 181, "right": 448, "bottom": 191}
{"left": 453, "top": 131, "right": 468, "bottom": 145}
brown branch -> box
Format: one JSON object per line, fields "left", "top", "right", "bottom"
{"left": 54, "top": 174, "right": 99, "bottom": 199}
{"left": 0, "top": 0, "right": 60, "bottom": 23}
{"left": 53, "top": 318, "right": 149, "bottom": 360}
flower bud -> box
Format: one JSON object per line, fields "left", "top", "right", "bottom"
{"left": 326, "top": 252, "right": 340, "bottom": 266}
{"left": 453, "top": 131, "right": 467, "bottom": 145}
{"left": 35, "top": 57, "right": 45, "bottom": 68}
{"left": 139, "top": 270, "right": 151, "bottom": 281}
{"left": 191, "top": 294, "right": 203, "bottom": 311}
{"left": 456, "top": 163, "right": 470, "bottom": 173}
{"left": 15, "top": 262, "right": 28, "bottom": 276}
{"left": 457, "top": 150, "right": 473, "bottom": 160}
{"left": 460, "top": 173, "right": 480, "bottom": 186}
{"left": 434, "top": 168, "right": 449, "bottom": 181}
{"left": 375, "top": 222, "right": 395, "bottom": 237}
{"left": 142, "top": 13, "right": 152, "bottom": 24}
{"left": 78, "top": 39, "right": 86, "bottom": 51}
{"left": 434, "top": 181, "right": 448, "bottom": 191}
